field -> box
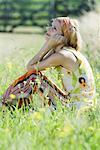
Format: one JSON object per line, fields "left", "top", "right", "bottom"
{"left": 0, "top": 12, "right": 100, "bottom": 150}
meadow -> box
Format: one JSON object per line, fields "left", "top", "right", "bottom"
{"left": 0, "top": 12, "right": 100, "bottom": 150}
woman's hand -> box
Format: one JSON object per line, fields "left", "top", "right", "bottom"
{"left": 47, "top": 34, "right": 65, "bottom": 49}
{"left": 26, "top": 34, "right": 66, "bottom": 71}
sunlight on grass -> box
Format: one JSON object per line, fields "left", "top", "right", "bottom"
{"left": 0, "top": 12, "right": 100, "bottom": 150}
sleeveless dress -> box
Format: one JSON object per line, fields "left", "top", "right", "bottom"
{"left": 59, "top": 48, "right": 96, "bottom": 109}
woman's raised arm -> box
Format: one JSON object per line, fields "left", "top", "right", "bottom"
{"left": 27, "top": 52, "right": 63, "bottom": 71}
{"left": 26, "top": 34, "right": 65, "bottom": 70}
{"left": 27, "top": 41, "right": 52, "bottom": 68}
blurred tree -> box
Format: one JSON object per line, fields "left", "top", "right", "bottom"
{"left": 0, "top": 0, "right": 97, "bottom": 32}
{"left": 55, "top": 0, "right": 96, "bottom": 17}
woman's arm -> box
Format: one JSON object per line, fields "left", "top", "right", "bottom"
{"left": 26, "top": 34, "right": 65, "bottom": 69}
{"left": 27, "top": 49, "right": 79, "bottom": 72}
{"left": 28, "top": 41, "right": 53, "bottom": 64}
{"left": 27, "top": 52, "right": 63, "bottom": 71}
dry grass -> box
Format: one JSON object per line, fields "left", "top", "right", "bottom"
{"left": 79, "top": 11, "right": 100, "bottom": 54}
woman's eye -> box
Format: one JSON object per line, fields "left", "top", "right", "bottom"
{"left": 53, "top": 27, "right": 56, "bottom": 30}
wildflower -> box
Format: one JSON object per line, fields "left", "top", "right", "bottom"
{"left": 5, "top": 128, "right": 10, "bottom": 133}
{"left": 7, "top": 62, "right": 12, "bottom": 70}
{"left": 33, "top": 112, "right": 43, "bottom": 121}
{"left": 9, "top": 94, "right": 16, "bottom": 99}
{"left": 59, "top": 121, "right": 74, "bottom": 137}
{"left": 96, "top": 73, "right": 100, "bottom": 79}
{"left": 88, "top": 126, "right": 95, "bottom": 132}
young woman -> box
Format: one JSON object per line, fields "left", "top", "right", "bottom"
{"left": 2, "top": 17, "right": 96, "bottom": 109}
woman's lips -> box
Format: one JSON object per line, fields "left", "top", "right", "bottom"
{"left": 46, "top": 33, "right": 50, "bottom": 36}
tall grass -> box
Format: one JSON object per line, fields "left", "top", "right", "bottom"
{"left": 0, "top": 12, "right": 100, "bottom": 150}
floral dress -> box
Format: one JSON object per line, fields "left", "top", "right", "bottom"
{"left": 60, "top": 49, "right": 96, "bottom": 109}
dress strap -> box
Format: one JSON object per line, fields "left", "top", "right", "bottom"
{"left": 68, "top": 50, "right": 82, "bottom": 66}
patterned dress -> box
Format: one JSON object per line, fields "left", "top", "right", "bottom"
{"left": 2, "top": 70, "right": 70, "bottom": 109}
{"left": 2, "top": 49, "right": 96, "bottom": 110}
{"left": 59, "top": 48, "right": 96, "bottom": 109}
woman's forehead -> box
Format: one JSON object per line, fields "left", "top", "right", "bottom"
{"left": 52, "top": 19, "right": 60, "bottom": 26}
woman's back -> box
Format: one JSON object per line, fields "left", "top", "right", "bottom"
{"left": 58, "top": 48, "right": 96, "bottom": 108}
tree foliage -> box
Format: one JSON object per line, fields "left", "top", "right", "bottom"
{"left": 0, "top": 0, "right": 97, "bottom": 31}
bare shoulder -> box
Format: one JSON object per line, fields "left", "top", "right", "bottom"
{"left": 57, "top": 48, "right": 80, "bottom": 71}
{"left": 58, "top": 48, "right": 77, "bottom": 62}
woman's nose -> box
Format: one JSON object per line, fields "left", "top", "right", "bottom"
{"left": 46, "top": 27, "right": 51, "bottom": 31}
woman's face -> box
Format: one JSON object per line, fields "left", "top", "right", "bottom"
{"left": 45, "top": 19, "right": 62, "bottom": 40}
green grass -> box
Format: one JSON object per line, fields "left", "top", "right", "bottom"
{"left": 0, "top": 31, "right": 100, "bottom": 150}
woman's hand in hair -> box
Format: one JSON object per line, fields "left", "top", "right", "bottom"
{"left": 47, "top": 34, "right": 65, "bottom": 49}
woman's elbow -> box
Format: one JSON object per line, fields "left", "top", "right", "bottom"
{"left": 26, "top": 63, "right": 37, "bottom": 72}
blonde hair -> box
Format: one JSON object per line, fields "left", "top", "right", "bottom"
{"left": 54, "top": 17, "right": 82, "bottom": 51}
